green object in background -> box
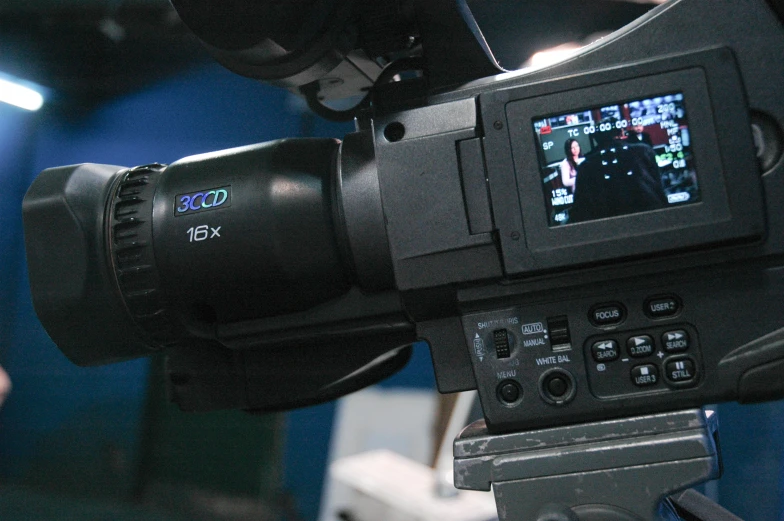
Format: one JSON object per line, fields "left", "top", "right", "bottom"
{"left": 1, "top": 353, "right": 284, "bottom": 521}
{"left": 135, "top": 354, "right": 283, "bottom": 502}
{"left": 0, "top": 485, "right": 188, "bottom": 521}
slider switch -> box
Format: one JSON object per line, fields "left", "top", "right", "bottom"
{"left": 547, "top": 315, "right": 571, "bottom": 351}
{"left": 493, "top": 329, "right": 511, "bottom": 359}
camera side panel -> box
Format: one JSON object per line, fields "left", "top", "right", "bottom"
{"left": 460, "top": 263, "right": 784, "bottom": 433}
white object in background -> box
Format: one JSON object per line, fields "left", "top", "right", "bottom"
{"left": 433, "top": 391, "right": 478, "bottom": 497}
{"left": 330, "top": 449, "right": 497, "bottom": 521}
{"left": 318, "top": 387, "right": 437, "bottom": 521}
{"left": 0, "top": 74, "right": 44, "bottom": 111}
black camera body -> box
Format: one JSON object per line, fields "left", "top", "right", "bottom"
{"left": 22, "top": 0, "right": 784, "bottom": 433}
{"left": 379, "top": 41, "right": 783, "bottom": 431}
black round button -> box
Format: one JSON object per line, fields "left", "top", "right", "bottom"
{"left": 498, "top": 381, "right": 521, "bottom": 403}
{"left": 546, "top": 376, "right": 569, "bottom": 397}
{"left": 626, "top": 335, "right": 654, "bottom": 358}
{"left": 589, "top": 302, "right": 626, "bottom": 326}
{"left": 665, "top": 358, "right": 697, "bottom": 384}
{"left": 662, "top": 330, "right": 690, "bottom": 352}
{"left": 631, "top": 364, "right": 659, "bottom": 387}
{"left": 644, "top": 294, "right": 682, "bottom": 318}
{"left": 591, "top": 339, "right": 620, "bottom": 362}
{"left": 539, "top": 369, "right": 576, "bottom": 405}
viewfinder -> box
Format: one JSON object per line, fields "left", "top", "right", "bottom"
{"left": 532, "top": 92, "right": 700, "bottom": 227}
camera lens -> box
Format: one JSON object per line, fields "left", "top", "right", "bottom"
{"left": 23, "top": 137, "right": 386, "bottom": 365}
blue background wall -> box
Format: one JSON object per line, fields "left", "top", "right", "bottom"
{"left": 0, "top": 61, "right": 437, "bottom": 521}
{"left": 0, "top": 62, "right": 343, "bottom": 510}
{"left": 0, "top": 60, "right": 781, "bottom": 521}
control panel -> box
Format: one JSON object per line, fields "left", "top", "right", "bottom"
{"left": 461, "top": 292, "right": 705, "bottom": 431}
{"left": 586, "top": 322, "right": 700, "bottom": 397}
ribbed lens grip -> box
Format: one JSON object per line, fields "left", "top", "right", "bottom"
{"left": 109, "top": 164, "right": 181, "bottom": 347}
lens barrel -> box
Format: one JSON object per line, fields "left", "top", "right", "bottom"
{"left": 23, "top": 135, "right": 391, "bottom": 366}
{"left": 154, "top": 139, "right": 351, "bottom": 325}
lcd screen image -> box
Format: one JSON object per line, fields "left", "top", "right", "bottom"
{"left": 532, "top": 93, "right": 700, "bottom": 227}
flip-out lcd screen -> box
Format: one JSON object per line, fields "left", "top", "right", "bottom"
{"left": 533, "top": 93, "right": 700, "bottom": 227}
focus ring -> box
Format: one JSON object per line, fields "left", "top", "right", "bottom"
{"left": 109, "top": 164, "right": 180, "bottom": 348}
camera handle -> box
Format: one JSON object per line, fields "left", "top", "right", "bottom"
{"left": 453, "top": 409, "right": 744, "bottom": 521}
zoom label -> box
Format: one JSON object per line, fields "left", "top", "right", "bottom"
{"left": 175, "top": 186, "right": 231, "bottom": 215}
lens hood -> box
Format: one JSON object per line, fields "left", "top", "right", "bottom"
{"left": 22, "top": 164, "right": 159, "bottom": 365}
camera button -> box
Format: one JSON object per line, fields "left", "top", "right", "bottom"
{"left": 662, "top": 330, "right": 690, "bottom": 352}
{"left": 631, "top": 364, "right": 659, "bottom": 387}
{"left": 546, "top": 376, "right": 569, "bottom": 397}
{"left": 589, "top": 303, "right": 626, "bottom": 326}
{"left": 497, "top": 380, "right": 522, "bottom": 405}
{"left": 644, "top": 295, "right": 681, "bottom": 318}
{"left": 539, "top": 369, "right": 576, "bottom": 405}
{"left": 591, "top": 340, "right": 619, "bottom": 362}
{"left": 626, "top": 335, "right": 654, "bottom": 358}
{"left": 665, "top": 358, "right": 696, "bottom": 384}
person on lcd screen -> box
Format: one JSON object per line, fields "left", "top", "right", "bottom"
{"left": 626, "top": 124, "right": 654, "bottom": 148}
{"left": 559, "top": 138, "right": 585, "bottom": 193}
{"left": 0, "top": 365, "right": 10, "bottom": 408}
{"left": 570, "top": 119, "right": 667, "bottom": 223}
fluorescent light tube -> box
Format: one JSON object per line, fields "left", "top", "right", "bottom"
{"left": 0, "top": 76, "right": 44, "bottom": 111}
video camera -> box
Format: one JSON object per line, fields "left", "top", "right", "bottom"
{"left": 21, "top": 0, "right": 784, "bottom": 434}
